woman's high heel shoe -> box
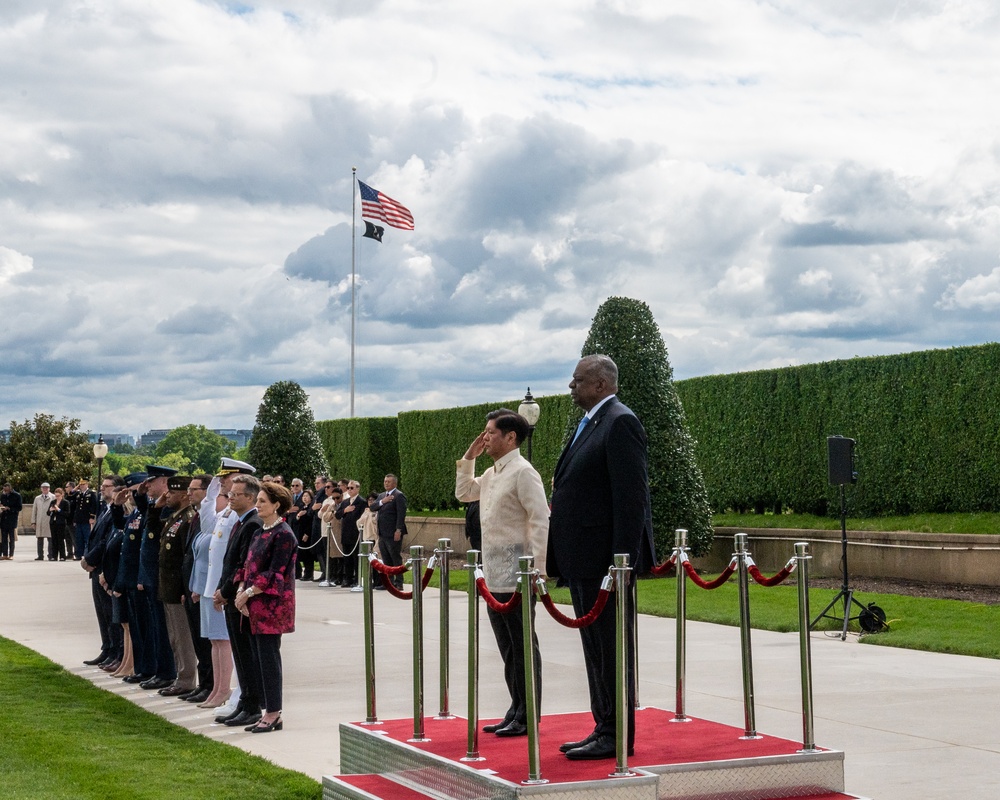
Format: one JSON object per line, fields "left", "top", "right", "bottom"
{"left": 249, "top": 716, "right": 283, "bottom": 733}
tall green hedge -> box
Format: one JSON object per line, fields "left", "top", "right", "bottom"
{"left": 675, "top": 343, "right": 1000, "bottom": 516}
{"left": 316, "top": 416, "right": 399, "bottom": 498}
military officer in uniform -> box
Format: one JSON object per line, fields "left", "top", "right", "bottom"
{"left": 155, "top": 475, "right": 199, "bottom": 697}
{"left": 136, "top": 465, "right": 178, "bottom": 691}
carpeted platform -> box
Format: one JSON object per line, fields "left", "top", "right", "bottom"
{"left": 360, "top": 706, "right": 822, "bottom": 785}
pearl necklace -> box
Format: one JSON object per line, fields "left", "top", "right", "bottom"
{"left": 262, "top": 518, "right": 281, "bottom": 530}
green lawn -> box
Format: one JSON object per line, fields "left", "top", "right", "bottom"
{"left": 420, "top": 568, "right": 1000, "bottom": 660}
{"left": 0, "top": 638, "right": 321, "bottom": 800}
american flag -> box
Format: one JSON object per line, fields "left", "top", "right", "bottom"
{"left": 358, "top": 180, "right": 415, "bottom": 230}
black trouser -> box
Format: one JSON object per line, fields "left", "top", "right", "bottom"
{"left": 91, "top": 575, "right": 113, "bottom": 656}
{"left": 1, "top": 526, "right": 15, "bottom": 557}
{"left": 378, "top": 534, "right": 403, "bottom": 588}
{"left": 225, "top": 605, "right": 261, "bottom": 713}
{"left": 568, "top": 575, "right": 637, "bottom": 747}
{"left": 249, "top": 632, "right": 283, "bottom": 714}
{"left": 487, "top": 592, "right": 541, "bottom": 725}
{"left": 185, "top": 595, "right": 214, "bottom": 693}
{"left": 341, "top": 528, "right": 360, "bottom": 585}
{"left": 127, "top": 587, "right": 156, "bottom": 676}
{"left": 137, "top": 587, "right": 176, "bottom": 680}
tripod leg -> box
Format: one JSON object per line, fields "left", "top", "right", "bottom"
{"left": 840, "top": 590, "right": 853, "bottom": 640}
{"left": 811, "top": 589, "right": 847, "bottom": 629}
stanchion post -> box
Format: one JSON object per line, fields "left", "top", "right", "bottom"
{"left": 461, "top": 550, "right": 484, "bottom": 761}
{"left": 436, "top": 537, "right": 454, "bottom": 719}
{"left": 671, "top": 529, "right": 690, "bottom": 723}
{"left": 795, "top": 542, "right": 818, "bottom": 752}
{"left": 632, "top": 576, "right": 641, "bottom": 710}
{"left": 519, "top": 556, "right": 547, "bottom": 785}
{"left": 358, "top": 541, "right": 380, "bottom": 725}
{"left": 735, "top": 533, "right": 760, "bottom": 739}
{"left": 611, "top": 553, "right": 637, "bottom": 778}
{"left": 408, "top": 545, "right": 429, "bottom": 742}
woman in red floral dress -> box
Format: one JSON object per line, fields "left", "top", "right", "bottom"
{"left": 234, "top": 481, "right": 297, "bottom": 733}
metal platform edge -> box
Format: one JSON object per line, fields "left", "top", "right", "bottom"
{"left": 331, "top": 721, "right": 659, "bottom": 800}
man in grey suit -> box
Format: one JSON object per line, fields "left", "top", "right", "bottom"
{"left": 546, "top": 354, "right": 655, "bottom": 760}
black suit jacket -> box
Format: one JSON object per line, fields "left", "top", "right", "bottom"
{"left": 219, "top": 510, "right": 263, "bottom": 602}
{"left": 547, "top": 396, "right": 655, "bottom": 580}
{"left": 375, "top": 490, "right": 407, "bottom": 539}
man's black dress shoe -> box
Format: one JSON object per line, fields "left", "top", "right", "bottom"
{"left": 185, "top": 689, "right": 211, "bottom": 703}
{"left": 495, "top": 721, "right": 528, "bottom": 737}
{"left": 559, "top": 731, "right": 599, "bottom": 753}
{"left": 225, "top": 710, "right": 261, "bottom": 727}
{"left": 122, "top": 673, "right": 150, "bottom": 684}
{"left": 482, "top": 716, "right": 515, "bottom": 734}
{"left": 215, "top": 707, "right": 243, "bottom": 724}
{"left": 140, "top": 677, "right": 172, "bottom": 690}
{"left": 83, "top": 653, "right": 109, "bottom": 666}
{"left": 565, "top": 734, "right": 619, "bottom": 760}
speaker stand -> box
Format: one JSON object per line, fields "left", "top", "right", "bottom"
{"left": 811, "top": 484, "right": 869, "bottom": 640}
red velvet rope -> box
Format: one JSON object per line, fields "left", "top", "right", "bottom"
{"left": 649, "top": 554, "right": 678, "bottom": 576}
{"left": 538, "top": 588, "right": 610, "bottom": 629}
{"left": 370, "top": 557, "right": 408, "bottom": 576}
{"left": 378, "top": 565, "right": 436, "bottom": 599}
{"left": 748, "top": 564, "right": 794, "bottom": 587}
{"left": 681, "top": 559, "right": 736, "bottom": 589}
{"left": 475, "top": 577, "right": 523, "bottom": 613}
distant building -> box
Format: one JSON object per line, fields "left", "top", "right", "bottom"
{"left": 87, "top": 433, "right": 135, "bottom": 448}
{"left": 137, "top": 429, "right": 172, "bottom": 449}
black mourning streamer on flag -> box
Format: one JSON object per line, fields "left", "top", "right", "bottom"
{"left": 363, "top": 221, "right": 385, "bottom": 242}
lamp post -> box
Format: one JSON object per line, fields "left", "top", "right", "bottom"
{"left": 518, "top": 388, "right": 541, "bottom": 463}
{"left": 93, "top": 435, "right": 108, "bottom": 489}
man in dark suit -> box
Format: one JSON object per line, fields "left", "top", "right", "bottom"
{"left": 81, "top": 474, "right": 125, "bottom": 670}
{"left": 547, "top": 354, "right": 655, "bottom": 760}
{"left": 335, "top": 480, "right": 367, "bottom": 589}
{"left": 375, "top": 474, "right": 407, "bottom": 589}
{"left": 213, "top": 473, "right": 264, "bottom": 728}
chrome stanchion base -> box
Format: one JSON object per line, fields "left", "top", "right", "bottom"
{"left": 521, "top": 778, "right": 549, "bottom": 786}
{"left": 740, "top": 733, "right": 764, "bottom": 740}
{"left": 459, "top": 754, "right": 486, "bottom": 762}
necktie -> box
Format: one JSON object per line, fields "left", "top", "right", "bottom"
{"left": 570, "top": 416, "right": 589, "bottom": 447}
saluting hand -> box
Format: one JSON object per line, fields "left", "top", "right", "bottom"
{"left": 463, "top": 430, "right": 487, "bottom": 460}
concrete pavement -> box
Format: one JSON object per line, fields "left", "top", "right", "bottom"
{"left": 1, "top": 550, "right": 999, "bottom": 799}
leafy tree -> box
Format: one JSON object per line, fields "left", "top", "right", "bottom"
{"left": 247, "top": 381, "right": 328, "bottom": 479}
{"left": 110, "top": 441, "right": 135, "bottom": 454}
{"left": 104, "top": 451, "right": 189, "bottom": 477}
{"left": 154, "top": 424, "right": 236, "bottom": 474}
{"left": 578, "top": 296, "right": 714, "bottom": 557}
{"left": 0, "top": 414, "right": 95, "bottom": 492}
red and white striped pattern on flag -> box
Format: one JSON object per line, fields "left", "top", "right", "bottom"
{"left": 358, "top": 180, "right": 415, "bottom": 230}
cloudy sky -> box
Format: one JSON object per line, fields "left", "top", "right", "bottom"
{"left": 3, "top": 1, "right": 1000, "bottom": 438}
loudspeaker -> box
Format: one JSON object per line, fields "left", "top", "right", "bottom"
{"left": 827, "top": 436, "right": 857, "bottom": 485}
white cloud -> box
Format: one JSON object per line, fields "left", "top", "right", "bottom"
{"left": 4, "top": 1, "right": 1000, "bottom": 437}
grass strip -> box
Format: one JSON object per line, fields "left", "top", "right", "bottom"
{"left": 0, "top": 637, "right": 321, "bottom": 800}
{"left": 419, "top": 569, "right": 1000, "bottom": 660}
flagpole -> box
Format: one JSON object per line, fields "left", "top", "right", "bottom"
{"left": 350, "top": 166, "right": 357, "bottom": 418}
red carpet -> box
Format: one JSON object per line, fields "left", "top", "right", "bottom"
{"left": 351, "top": 707, "right": 823, "bottom": 786}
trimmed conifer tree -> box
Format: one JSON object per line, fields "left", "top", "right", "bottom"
{"left": 246, "top": 381, "right": 329, "bottom": 480}
{"left": 578, "top": 296, "right": 714, "bottom": 557}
